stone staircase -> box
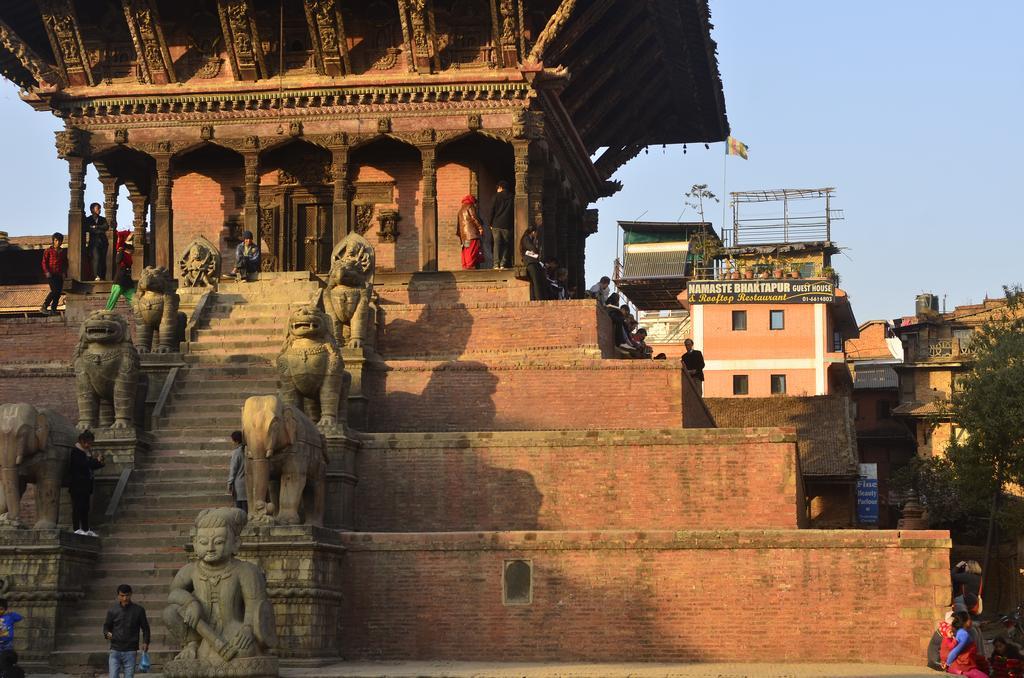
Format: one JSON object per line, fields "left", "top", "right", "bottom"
{"left": 52, "top": 273, "right": 319, "bottom": 673}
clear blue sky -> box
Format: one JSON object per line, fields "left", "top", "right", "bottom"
{"left": 1, "top": 1, "right": 1021, "bottom": 322}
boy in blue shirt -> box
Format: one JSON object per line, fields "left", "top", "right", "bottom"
{"left": 0, "top": 599, "right": 23, "bottom": 651}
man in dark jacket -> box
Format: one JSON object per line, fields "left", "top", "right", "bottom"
{"left": 520, "top": 225, "right": 547, "bottom": 301}
{"left": 69, "top": 430, "right": 104, "bottom": 536}
{"left": 84, "top": 202, "right": 109, "bottom": 281}
{"left": 40, "top": 232, "right": 67, "bottom": 315}
{"left": 489, "top": 180, "right": 514, "bottom": 269}
{"left": 103, "top": 584, "right": 150, "bottom": 678}
{"left": 682, "top": 338, "right": 706, "bottom": 395}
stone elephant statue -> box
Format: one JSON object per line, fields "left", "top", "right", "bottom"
{"left": 241, "top": 395, "right": 327, "bottom": 527}
{"left": 0, "top": 403, "right": 77, "bottom": 529}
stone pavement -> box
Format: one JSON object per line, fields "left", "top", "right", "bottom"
{"left": 279, "top": 661, "right": 940, "bottom": 677}
{"left": 29, "top": 662, "right": 941, "bottom": 678}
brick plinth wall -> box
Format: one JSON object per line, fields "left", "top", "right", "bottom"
{"left": 339, "top": 529, "right": 950, "bottom": 664}
{"left": 364, "top": 358, "right": 712, "bottom": 432}
{"left": 356, "top": 428, "right": 802, "bottom": 531}
{"left": 378, "top": 300, "right": 613, "bottom": 359}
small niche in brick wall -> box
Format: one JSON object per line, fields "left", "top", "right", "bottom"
{"left": 503, "top": 559, "right": 532, "bottom": 605}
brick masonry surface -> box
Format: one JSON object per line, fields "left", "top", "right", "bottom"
{"left": 356, "top": 429, "right": 802, "bottom": 531}
{"left": 378, "top": 300, "right": 613, "bottom": 359}
{"left": 338, "top": 529, "right": 951, "bottom": 665}
{"left": 363, "top": 358, "right": 701, "bottom": 432}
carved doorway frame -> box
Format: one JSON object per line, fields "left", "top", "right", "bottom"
{"left": 262, "top": 185, "right": 334, "bottom": 273}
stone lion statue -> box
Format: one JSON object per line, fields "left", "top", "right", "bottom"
{"left": 276, "top": 305, "right": 349, "bottom": 429}
{"left": 132, "top": 266, "right": 182, "bottom": 353}
{"left": 73, "top": 310, "right": 140, "bottom": 430}
{"left": 178, "top": 236, "right": 220, "bottom": 287}
{"left": 323, "top": 232, "right": 376, "bottom": 351}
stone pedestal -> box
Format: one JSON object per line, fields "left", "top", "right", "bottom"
{"left": 325, "top": 433, "right": 361, "bottom": 530}
{"left": 342, "top": 347, "right": 372, "bottom": 431}
{"left": 0, "top": 530, "right": 99, "bottom": 662}
{"left": 238, "top": 525, "right": 346, "bottom": 661}
{"left": 140, "top": 353, "right": 185, "bottom": 429}
{"left": 89, "top": 429, "right": 151, "bottom": 529}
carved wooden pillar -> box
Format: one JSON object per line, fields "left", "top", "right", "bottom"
{"left": 331, "top": 145, "right": 351, "bottom": 243}
{"left": 153, "top": 151, "right": 174, "bottom": 271}
{"left": 512, "top": 140, "right": 530, "bottom": 266}
{"left": 129, "top": 194, "right": 148, "bottom": 279}
{"left": 243, "top": 151, "right": 260, "bottom": 243}
{"left": 419, "top": 145, "right": 438, "bottom": 271}
{"left": 100, "top": 174, "right": 119, "bottom": 281}
{"left": 66, "top": 157, "right": 87, "bottom": 281}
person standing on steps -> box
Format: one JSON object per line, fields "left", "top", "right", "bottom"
{"left": 227, "top": 430, "right": 248, "bottom": 513}
{"left": 520, "top": 224, "right": 547, "bottom": 301}
{"left": 84, "top": 202, "right": 109, "bottom": 281}
{"left": 69, "top": 430, "right": 104, "bottom": 537}
{"left": 103, "top": 584, "right": 150, "bottom": 678}
{"left": 39, "top": 232, "right": 67, "bottom": 315}
{"left": 489, "top": 180, "right": 514, "bottom": 269}
{"left": 457, "top": 195, "right": 484, "bottom": 270}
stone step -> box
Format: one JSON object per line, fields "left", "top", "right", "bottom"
{"left": 114, "top": 493, "right": 229, "bottom": 509}
{"left": 173, "top": 379, "right": 279, "bottom": 392}
{"left": 198, "top": 323, "right": 290, "bottom": 336}
{"left": 182, "top": 353, "right": 274, "bottom": 366}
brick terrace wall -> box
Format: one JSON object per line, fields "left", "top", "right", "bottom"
{"left": 356, "top": 428, "right": 800, "bottom": 531}
{"left": 378, "top": 300, "right": 609, "bottom": 359}
{"left": 364, "top": 358, "right": 685, "bottom": 431}
{"left": 375, "top": 277, "right": 531, "bottom": 305}
{"left": 339, "top": 529, "right": 950, "bottom": 664}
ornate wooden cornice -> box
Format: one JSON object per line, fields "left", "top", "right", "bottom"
{"left": 0, "top": 16, "right": 61, "bottom": 88}
{"left": 216, "top": 0, "right": 267, "bottom": 81}
{"left": 303, "top": 0, "right": 352, "bottom": 78}
{"left": 53, "top": 81, "right": 531, "bottom": 121}
{"left": 37, "top": 0, "right": 93, "bottom": 87}
{"left": 121, "top": 0, "right": 176, "bottom": 85}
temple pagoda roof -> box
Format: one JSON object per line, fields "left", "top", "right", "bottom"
{"left": 0, "top": 0, "right": 728, "bottom": 155}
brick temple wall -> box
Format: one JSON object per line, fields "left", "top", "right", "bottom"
{"left": 350, "top": 152, "right": 422, "bottom": 272}
{"left": 355, "top": 428, "right": 802, "bottom": 532}
{"left": 364, "top": 358, "right": 702, "bottom": 432}
{"left": 172, "top": 158, "right": 241, "bottom": 269}
{"left": 378, "top": 299, "right": 613, "bottom": 359}
{"left": 339, "top": 529, "right": 950, "bottom": 664}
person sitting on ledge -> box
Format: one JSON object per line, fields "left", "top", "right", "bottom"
{"left": 520, "top": 225, "right": 546, "bottom": 301}
{"left": 232, "top": 231, "right": 260, "bottom": 282}
{"left": 588, "top": 276, "right": 611, "bottom": 304}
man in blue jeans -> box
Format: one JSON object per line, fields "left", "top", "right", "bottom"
{"left": 103, "top": 584, "right": 150, "bottom": 678}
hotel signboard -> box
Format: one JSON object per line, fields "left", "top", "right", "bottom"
{"left": 687, "top": 280, "right": 835, "bottom": 304}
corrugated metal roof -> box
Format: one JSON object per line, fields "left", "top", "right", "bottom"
{"left": 852, "top": 365, "right": 899, "bottom": 390}
{"left": 621, "top": 249, "right": 688, "bottom": 279}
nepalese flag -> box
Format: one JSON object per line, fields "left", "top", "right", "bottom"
{"left": 727, "top": 136, "right": 749, "bottom": 159}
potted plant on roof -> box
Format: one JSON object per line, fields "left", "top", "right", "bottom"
{"left": 729, "top": 258, "right": 740, "bottom": 280}
{"left": 772, "top": 258, "right": 784, "bottom": 279}
{"left": 788, "top": 263, "right": 800, "bottom": 279}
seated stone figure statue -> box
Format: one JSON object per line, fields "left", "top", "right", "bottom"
{"left": 162, "top": 508, "right": 278, "bottom": 678}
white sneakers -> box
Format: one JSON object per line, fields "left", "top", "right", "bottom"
{"left": 74, "top": 529, "right": 85, "bottom": 535}
{"left": 74, "top": 529, "right": 99, "bottom": 537}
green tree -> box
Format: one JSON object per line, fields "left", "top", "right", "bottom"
{"left": 902, "top": 287, "right": 1024, "bottom": 551}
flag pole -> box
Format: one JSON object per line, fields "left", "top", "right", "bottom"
{"left": 721, "top": 141, "right": 728, "bottom": 245}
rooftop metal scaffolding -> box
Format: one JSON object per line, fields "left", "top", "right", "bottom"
{"left": 727, "top": 187, "right": 844, "bottom": 247}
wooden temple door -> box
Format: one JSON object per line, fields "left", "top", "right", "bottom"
{"left": 292, "top": 200, "right": 333, "bottom": 274}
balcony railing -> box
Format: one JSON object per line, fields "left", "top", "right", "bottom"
{"left": 916, "top": 338, "right": 975, "bottom": 361}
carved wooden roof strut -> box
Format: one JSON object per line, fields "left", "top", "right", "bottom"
{"left": 0, "top": 16, "right": 61, "bottom": 87}
{"left": 303, "top": 0, "right": 352, "bottom": 77}
{"left": 216, "top": 0, "right": 267, "bottom": 82}
{"left": 36, "top": 0, "right": 93, "bottom": 86}
{"left": 527, "top": 0, "right": 578, "bottom": 63}
{"left": 121, "top": 0, "right": 176, "bottom": 85}
{"left": 541, "top": 0, "right": 615, "bottom": 65}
